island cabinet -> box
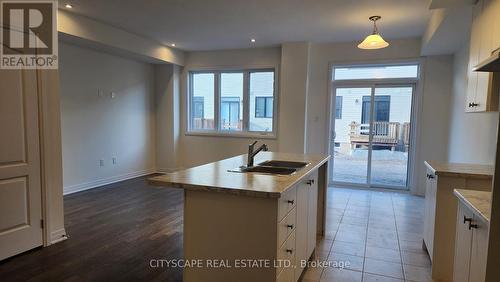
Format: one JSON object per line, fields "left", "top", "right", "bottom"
{"left": 453, "top": 190, "right": 491, "bottom": 282}
{"left": 423, "top": 161, "right": 493, "bottom": 281}
{"left": 293, "top": 171, "right": 318, "bottom": 281}
{"left": 148, "top": 152, "right": 329, "bottom": 282}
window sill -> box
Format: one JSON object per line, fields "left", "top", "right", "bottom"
{"left": 185, "top": 131, "right": 277, "bottom": 139}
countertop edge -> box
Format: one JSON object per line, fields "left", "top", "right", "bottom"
{"left": 424, "top": 161, "right": 493, "bottom": 179}
{"left": 148, "top": 178, "right": 282, "bottom": 199}
{"left": 148, "top": 154, "right": 330, "bottom": 198}
{"left": 453, "top": 189, "right": 491, "bottom": 223}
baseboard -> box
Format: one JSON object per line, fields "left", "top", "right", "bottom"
{"left": 63, "top": 168, "right": 156, "bottom": 195}
{"left": 50, "top": 228, "right": 67, "bottom": 244}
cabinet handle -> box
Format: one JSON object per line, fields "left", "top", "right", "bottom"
{"left": 464, "top": 216, "right": 473, "bottom": 224}
{"left": 287, "top": 200, "right": 294, "bottom": 205}
{"left": 468, "top": 222, "right": 478, "bottom": 230}
{"left": 306, "top": 179, "right": 315, "bottom": 185}
{"left": 286, "top": 249, "right": 293, "bottom": 254}
{"left": 287, "top": 224, "right": 294, "bottom": 229}
{"left": 426, "top": 174, "right": 435, "bottom": 179}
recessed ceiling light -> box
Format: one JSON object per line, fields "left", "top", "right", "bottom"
{"left": 65, "top": 3, "right": 73, "bottom": 8}
{"left": 251, "top": 38, "right": 256, "bottom": 43}
{"left": 171, "top": 43, "right": 176, "bottom": 47}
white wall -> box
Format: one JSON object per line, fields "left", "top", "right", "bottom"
{"left": 58, "top": 9, "right": 184, "bottom": 65}
{"left": 59, "top": 42, "right": 156, "bottom": 194}
{"left": 178, "top": 47, "right": 281, "bottom": 168}
{"left": 447, "top": 43, "right": 499, "bottom": 164}
{"left": 415, "top": 55, "right": 453, "bottom": 194}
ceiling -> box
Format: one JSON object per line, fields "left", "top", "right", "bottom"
{"left": 60, "top": 0, "right": 432, "bottom": 51}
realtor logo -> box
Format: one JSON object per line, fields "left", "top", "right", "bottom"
{"left": 1, "top": 0, "right": 57, "bottom": 69}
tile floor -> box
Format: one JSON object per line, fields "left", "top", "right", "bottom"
{"left": 302, "top": 187, "right": 432, "bottom": 282}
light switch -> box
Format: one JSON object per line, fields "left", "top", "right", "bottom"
{"left": 112, "top": 157, "right": 117, "bottom": 165}
{"left": 99, "top": 159, "right": 104, "bottom": 167}
{"left": 110, "top": 92, "right": 116, "bottom": 99}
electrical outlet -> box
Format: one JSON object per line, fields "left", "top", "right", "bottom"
{"left": 99, "top": 159, "right": 104, "bottom": 167}
{"left": 112, "top": 157, "right": 117, "bottom": 165}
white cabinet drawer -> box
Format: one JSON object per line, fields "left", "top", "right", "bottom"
{"left": 278, "top": 185, "right": 297, "bottom": 221}
{"left": 278, "top": 206, "right": 296, "bottom": 248}
{"left": 277, "top": 230, "right": 296, "bottom": 278}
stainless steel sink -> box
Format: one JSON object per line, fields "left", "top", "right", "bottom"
{"left": 258, "top": 160, "right": 309, "bottom": 169}
{"left": 228, "top": 165, "right": 297, "bottom": 175}
{"left": 244, "top": 166, "right": 296, "bottom": 175}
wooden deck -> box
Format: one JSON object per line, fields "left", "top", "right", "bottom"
{"left": 349, "top": 121, "right": 409, "bottom": 151}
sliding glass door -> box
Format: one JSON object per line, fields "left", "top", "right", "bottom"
{"left": 330, "top": 84, "right": 414, "bottom": 189}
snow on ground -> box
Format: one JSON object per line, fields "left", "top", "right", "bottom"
{"left": 332, "top": 149, "right": 408, "bottom": 187}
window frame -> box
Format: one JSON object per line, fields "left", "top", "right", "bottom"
{"left": 187, "top": 67, "right": 278, "bottom": 138}
{"left": 332, "top": 62, "right": 420, "bottom": 81}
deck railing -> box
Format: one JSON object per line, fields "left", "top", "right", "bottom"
{"left": 193, "top": 118, "right": 215, "bottom": 129}
{"left": 349, "top": 121, "right": 403, "bottom": 150}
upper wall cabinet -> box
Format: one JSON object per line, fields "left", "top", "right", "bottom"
{"left": 466, "top": 0, "right": 500, "bottom": 112}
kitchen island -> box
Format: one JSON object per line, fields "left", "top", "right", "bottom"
{"left": 149, "top": 152, "right": 330, "bottom": 282}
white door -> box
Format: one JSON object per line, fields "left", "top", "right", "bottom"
{"left": 0, "top": 68, "right": 43, "bottom": 260}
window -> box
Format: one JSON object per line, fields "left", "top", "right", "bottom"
{"left": 333, "top": 64, "right": 419, "bottom": 80}
{"left": 220, "top": 72, "right": 243, "bottom": 131}
{"left": 188, "top": 69, "right": 276, "bottom": 136}
{"left": 361, "top": 95, "right": 390, "bottom": 124}
{"left": 335, "top": 96, "right": 342, "bottom": 119}
{"left": 190, "top": 73, "right": 215, "bottom": 130}
{"left": 249, "top": 71, "right": 274, "bottom": 132}
{"left": 255, "top": 97, "right": 273, "bottom": 118}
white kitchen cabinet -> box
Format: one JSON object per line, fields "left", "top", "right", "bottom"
{"left": 422, "top": 161, "right": 492, "bottom": 281}
{"left": 294, "top": 171, "right": 318, "bottom": 281}
{"left": 453, "top": 201, "right": 489, "bottom": 282}
{"left": 466, "top": 0, "right": 500, "bottom": 112}
{"left": 453, "top": 203, "right": 474, "bottom": 282}
{"left": 306, "top": 172, "right": 318, "bottom": 257}
{"left": 423, "top": 168, "right": 437, "bottom": 260}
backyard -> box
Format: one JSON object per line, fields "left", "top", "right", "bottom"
{"left": 332, "top": 148, "right": 408, "bottom": 187}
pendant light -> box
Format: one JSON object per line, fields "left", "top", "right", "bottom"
{"left": 358, "top": 16, "right": 389, "bottom": 50}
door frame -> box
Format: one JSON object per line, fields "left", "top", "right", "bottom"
{"left": 37, "top": 69, "right": 67, "bottom": 246}
{"left": 325, "top": 59, "right": 423, "bottom": 191}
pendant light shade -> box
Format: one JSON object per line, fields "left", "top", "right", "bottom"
{"left": 358, "top": 16, "right": 389, "bottom": 50}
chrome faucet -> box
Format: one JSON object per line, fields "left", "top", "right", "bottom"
{"left": 247, "top": 141, "right": 268, "bottom": 167}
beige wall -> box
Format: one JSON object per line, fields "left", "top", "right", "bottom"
{"left": 447, "top": 43, "right": 499, "bottom": 164}
{"left": 278, "top": 42, "right": 310, "bottom": 153}
{"left": 178, "top": 47, "right": 281, "bottom": 168}
{"left": 59, "top": 42, "right": 156, "bottom": 194}
{"left": 155, "top": 64, "right": 181, "bottom": 172}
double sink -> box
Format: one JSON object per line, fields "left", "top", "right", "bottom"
{"left": 231, "top": 160, "right": 309, "bottom": 175}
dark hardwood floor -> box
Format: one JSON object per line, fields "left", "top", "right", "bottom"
{"left": 0, "top": 176, "right": 184, "bottom": 281}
